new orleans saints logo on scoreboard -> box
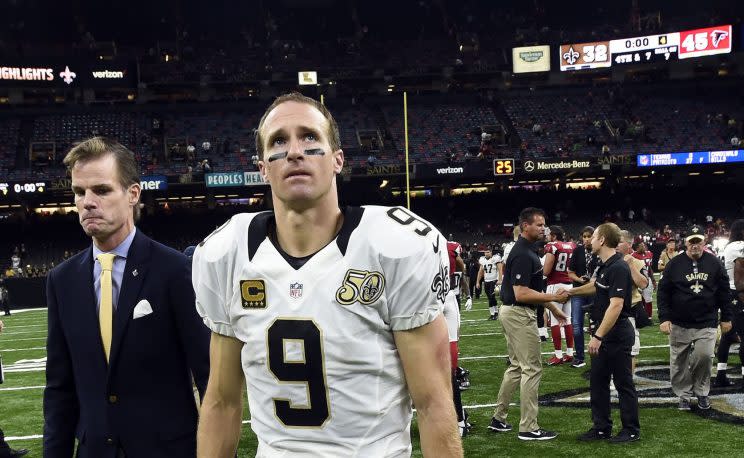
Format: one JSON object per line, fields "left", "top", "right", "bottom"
{"left": 559, "top": 41, "right": 611, "bottom": 71}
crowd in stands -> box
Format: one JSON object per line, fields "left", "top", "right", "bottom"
{"left": 1, "top": 79, "right": 742, "bottom": 182}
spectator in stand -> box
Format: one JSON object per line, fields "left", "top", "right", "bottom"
{"left": 601, "top": 144, "right": 610, "bottom": 157}
{"left": 732, "top": 136, "right": 740, "bottom": 147}
{"left": 367, "top": 153, "right": 377, "bottom": 166}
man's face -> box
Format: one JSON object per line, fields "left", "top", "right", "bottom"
{"left": 636, "top": 242, "right": 646, "bottom": 253}
{"left": 582, "top": 231, "right": 592, "bottom": 248}
{"left": 667, "top": 241, "right": 676, "bottom": 252}
{"left": 71, "top": 154, "right": 139, "bottom": 242}
{"left": 522, "top": 215, "right": 546, "bottom": 242}
{"left": 484, "top": 250, "right": 492, "bottom": 259}
{"left": 258, "top": 101, "right": 343, "bottom": 208}
{"left": 617, "top": 237, "right": 631, "bottom": 255}
{"left": 590, "top": 229, "right": 604, "bottom": 255}
{"left": 686, "top": 238, "right": 704, "bottom": 259}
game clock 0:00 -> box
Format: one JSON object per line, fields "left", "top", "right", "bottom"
{"left": 493, "top": 159, "right": 515, "bottom": 176}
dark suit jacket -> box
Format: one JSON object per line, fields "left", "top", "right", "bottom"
{"left": 43, "top": 230, "right": 210, "bottom": 458}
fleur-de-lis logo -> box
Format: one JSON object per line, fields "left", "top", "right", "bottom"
{"left": 563, "top": 47, "right": 580, "bottom": 65}
{"left": 690, "top": 281, "right": 703, "bottom": 294}
{"left": 59, "top": 66, "right": 76, "bottom": 85}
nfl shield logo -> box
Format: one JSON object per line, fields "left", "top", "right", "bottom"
{"left": 290, "top": 282, "right": 303, "bottom": 299}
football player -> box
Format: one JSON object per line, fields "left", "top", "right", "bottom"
{"left": 543, "top": 226, "right": 576, "bottom": 364}
{"left": 715, "top": 219, "right": 744, "bottom": 388}
{"left": 476, "top": 248, "right": 503, "bottom": 320}
{"left": 193, "top": 93, "right": 462, "bottom": 457}
{"left": 444, "top": 240, "right": 472, "bottom": 437}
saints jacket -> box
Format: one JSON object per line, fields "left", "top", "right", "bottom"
{"left": 657, "top": 251, "right": 732, "bottom": 328}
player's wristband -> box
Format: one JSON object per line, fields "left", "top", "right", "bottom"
{"left": 592, "top": 333, "right": 603, "bottom": 341}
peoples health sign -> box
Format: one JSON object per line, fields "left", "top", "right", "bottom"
{"left": 205, "top": 172, "right": 266, "bottom": 187}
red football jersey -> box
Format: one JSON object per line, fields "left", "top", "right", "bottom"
{"left": 545, "top": 241, "right": 575, "bottom": 285}
{"left": 632, "top": 251, "right": 653, "bottom": 271}
{"left": 447, "top": 241, "right": 462, "bottom": 273}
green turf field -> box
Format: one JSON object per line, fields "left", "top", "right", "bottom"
{"left": 1, "top": 296, "right": 742, "bottom": 457}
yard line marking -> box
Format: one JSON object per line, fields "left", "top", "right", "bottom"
{"left": 460, "top": 332, "right": 503, "bottom": 337}
{"left": 1, "top": 330, "right": 50, "bottom": 335}
{"left": 0, "top": 346, "right": 46, "bottom": 352}
{"left": 6, "top": 435, "right": 43, "bottom": 441}
{"left": 0, "top": 385, "right": 45, "bottom": 392}
{"left": 0, "top": 337, "right": 47, "bottom": 342}
{"left": 0, "top": 324, "right": 47, "bottom": 329}
{"left": 460, "top": 344, "right": 671, "bottom": 361}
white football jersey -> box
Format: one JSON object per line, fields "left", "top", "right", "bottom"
{"left": 723, "top": 241, "right": 744, "bottom": 290}
{"left": 502, "top": 241, "right": 516, "bottom": 262}
{"left": 480, "top": 255, "right": 502, "bottom": 282}
{"left": 193, "top": 206, "right": 448, "bottom": 457}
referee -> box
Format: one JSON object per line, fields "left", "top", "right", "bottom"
{"left": 568, "top": 223, "right": 640, "bottom": 443}
{"left": 488, "top": 207, "right": 568, "bottom": 441}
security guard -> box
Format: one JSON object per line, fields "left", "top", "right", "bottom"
{"left": 568, "top": 223, "right": 640, "bottom": 443}
{"left": 658, "top": 225, "right": 732, "bottom": 410}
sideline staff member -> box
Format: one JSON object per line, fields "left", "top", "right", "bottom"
{"left": 488, "top": 207, "right": 568, "bottom": 441}
{"left": 568, "top": 223, "right": 640, "bottom": 443}
{"left": 658, "top": 225, "right": 732, "bottom": 410}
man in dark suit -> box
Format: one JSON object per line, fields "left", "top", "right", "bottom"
{"left": 44, "top": 137, "right": 210, "bottom": 458}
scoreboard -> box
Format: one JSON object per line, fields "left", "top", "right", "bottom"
{"left": 560, "top": 24, "right": 731, "bottom": 71}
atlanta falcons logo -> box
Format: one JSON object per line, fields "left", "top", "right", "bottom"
{"left": 711, "top": 29, "right": 729, "bottom": 47}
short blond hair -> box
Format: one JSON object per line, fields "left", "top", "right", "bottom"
{"left": 596, "top": 223, "right": 621, "bottom": 248}
{"left": 65, "top": 137, "right": 141, "bottom": 221}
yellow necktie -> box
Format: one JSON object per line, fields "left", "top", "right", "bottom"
{"left": 97, "top": 253, "right": 116, "bottom": 362}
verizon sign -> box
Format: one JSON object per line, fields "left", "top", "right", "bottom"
{"left": 92, "top": 69, "right": 126, "bottom": 79}
{"left": 436, "top": 166, "right": 464, "bottom": 175}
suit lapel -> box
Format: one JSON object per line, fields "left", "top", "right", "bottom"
{"left": 109, "top": 231, "right": 151, "bottom": 369}
{"left": 76, "top": 247, "right": 108, "bottom": 364}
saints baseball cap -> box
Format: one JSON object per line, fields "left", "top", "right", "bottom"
{"left": 685, "top": 225, "right": 705, "bottom": 243}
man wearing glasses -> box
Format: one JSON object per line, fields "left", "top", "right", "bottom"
{"left": 657, "top": 225, "right": 733, "bottom": 411}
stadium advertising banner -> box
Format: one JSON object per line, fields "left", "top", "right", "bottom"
{"left": 414, "top": 163, "right": 492, "bottom": 180}
{"left": 205, "top": 172, "right": 245, "bottom": 187}
{"left": 0, "top": 59, "right": 137, "bottom": 87}
{"left": 522, "top": 159, "right": 592, "bottom": 173}
{"left": 244, "top": 171, "right": 267, "bottom": 186}
{"left": 140, "top": 175, "right": 168, "bottom": 191}
{"left": 560, "top": 24, "right": 731, "bottom": 71}
{"left": 636, "top": 149, "right": 744, "bottom": 167}
{"left": 512, "top": 45, "right": 551, "bottom": 73}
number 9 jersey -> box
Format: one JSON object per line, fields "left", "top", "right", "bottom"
{"left": 192, "top": 206, "right": 449, "bottom": 457}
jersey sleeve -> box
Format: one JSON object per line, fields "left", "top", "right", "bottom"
{"left": 546, "top": 242, "right": 558, "bottom": 256}
{"left": 192, "top": 218, "right": 238, "bottom": 338}
{"left": 377, "top": 210, "right": 449, "bottom": 332}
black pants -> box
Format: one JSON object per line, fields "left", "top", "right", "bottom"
{"left": 469, "top": 275, "right": 479, "bottom": 299}
{"left": 590, "top": 319, "right": 640, "bottom": 434}
{"left": 537, "top": 304, "right": 545, "bottom": 328}
{"left": 484, "top": 281, "right": 498, "bottom": 308}
{"left": 1, "top": 299, "right": 9, "bottom": 315}
{"left": 0, "top": 427, "right": 10, "bottom": 453}
{"left": 717, "top": 304, "right": 744, "bottom": 366}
